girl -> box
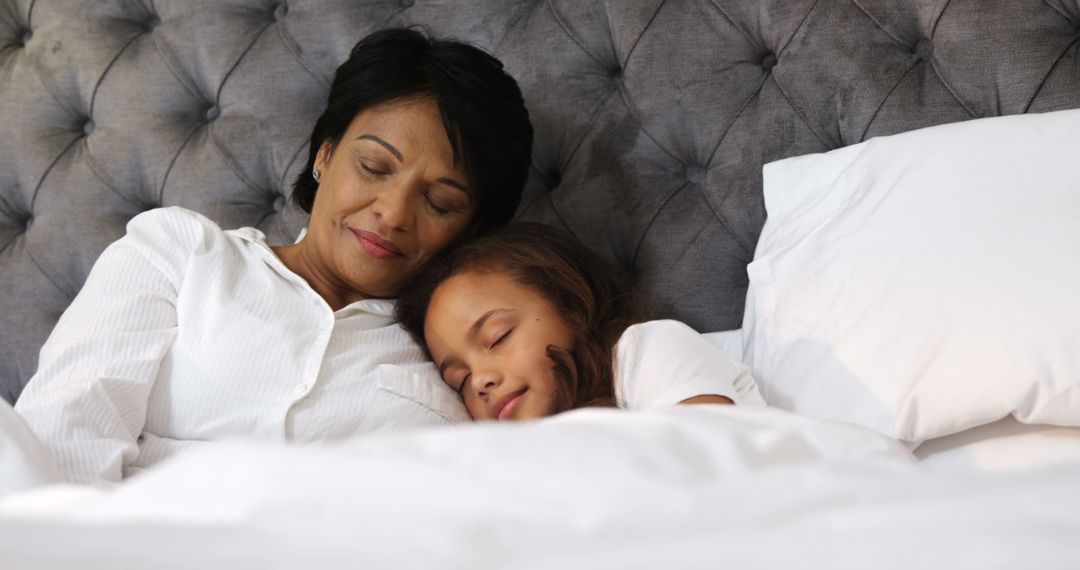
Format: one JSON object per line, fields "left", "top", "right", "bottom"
{"left": 396, "top": 224, "right": 765, "bottom": 421}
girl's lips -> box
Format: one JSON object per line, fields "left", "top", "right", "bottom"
{"left": 350, "top": 229, "right": 403, "bottom": 259}
{"left": 492, "top": 388, "right": 527, "bottom": 421}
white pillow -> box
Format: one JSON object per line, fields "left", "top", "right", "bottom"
{"left": 742, "top": 108, "right": 1080, "bottom": 445}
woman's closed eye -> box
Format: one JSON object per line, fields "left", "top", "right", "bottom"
{"left": 424, "top": 194, "right": 452, "bottom": 216}
{"left": 351, "top": 148, "right": 391, "bottom": 178}
{"left": 424, "top": 186, "right": 470, "bottom": 217}
{"left": 360, "top": 161, "right": 390, "bottom": 178}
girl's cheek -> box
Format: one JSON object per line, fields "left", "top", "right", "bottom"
{"left": 518, "top": 344, "right": 548, "bottom": 373}
{"left": 504, "top": 339, "right": 528, "bottom": 366}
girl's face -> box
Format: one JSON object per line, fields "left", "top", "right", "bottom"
{"left": 424, "top": 270, "right": 574, "bottom": 421}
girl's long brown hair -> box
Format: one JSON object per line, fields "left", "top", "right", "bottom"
{"left": 396, "top": 223, "right": 647, "bottom": 413}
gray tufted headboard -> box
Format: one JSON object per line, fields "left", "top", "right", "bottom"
{"left": 2, "top": 0, "right": 1078, "bottom": 402}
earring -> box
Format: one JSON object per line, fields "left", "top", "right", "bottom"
{"left": 312, "top": 168, "right": 321, "bottom": 182}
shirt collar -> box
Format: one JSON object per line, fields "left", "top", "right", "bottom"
{"left": 230, "top": 226, "right": 400, "bottom": 318}
{"left": 337, "top": 297, "right": 396, "bottom": 317}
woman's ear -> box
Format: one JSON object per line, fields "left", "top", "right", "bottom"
{"left": 315, "top": 141, "right": 333, "bottom": 173}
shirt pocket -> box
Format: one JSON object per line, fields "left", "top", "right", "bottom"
{"left": 376, "top": 366, "right": 471, "bottom": 424}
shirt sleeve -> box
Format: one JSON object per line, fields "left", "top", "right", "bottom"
{"left": 614, "top": 320, "right": 766, "bottom": 411}
{"left": 15, "top": 208, "right": 202, "bottom": 484}
{"left": 0, "top": 397, "right": 61, "bottom": 495}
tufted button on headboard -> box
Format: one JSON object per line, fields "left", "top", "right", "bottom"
{"left": 2, "top": 0, "right": 1079, "bottom": 402}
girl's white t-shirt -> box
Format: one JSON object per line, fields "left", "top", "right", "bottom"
{"left": 613, "top": 320, "right": 766, "bottom": 410}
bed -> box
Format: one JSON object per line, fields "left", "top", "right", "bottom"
{"left": 2, "top": 0, "right": 1079, "bottom": 567}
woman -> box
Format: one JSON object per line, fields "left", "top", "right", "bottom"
{"left": 396, "top": 224, "right": 765, "bottom": 421}
{"left": 15, "top": 28, "right": 533, "bottom": 484}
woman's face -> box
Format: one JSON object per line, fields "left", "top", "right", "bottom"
{"left": 424, "top": 269, "right": 574, "bottom": 421}
{"left": 305, "top": 97, "right": 475, "bottom": 301}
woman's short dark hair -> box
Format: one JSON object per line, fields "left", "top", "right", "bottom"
{"left": 397, "top": 223, "right": 648, "bottom": 412}
{"left": 292, "top": 28, "right": 533, "bottom": 235}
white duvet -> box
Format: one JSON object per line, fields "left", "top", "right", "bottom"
{"left": 2, "top": 405, "right": 1078, "bottom": 570}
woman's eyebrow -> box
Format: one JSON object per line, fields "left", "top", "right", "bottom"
{"left": 437, "top": 177, "right": 472, "bottom": 200}
{"left": 355, "top": 134, "right": 403, "bottom": 162}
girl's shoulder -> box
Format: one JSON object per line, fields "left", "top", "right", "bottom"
{"left": 614, "top": 319, "right": 712, "bottom": 394}
{"left": 613, "top": 319, "right": 759, "bottom": 410}
{"left": 617, "top": 319, "right": 702, "bottom": 348}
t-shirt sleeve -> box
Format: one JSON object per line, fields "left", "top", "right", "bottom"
{"left": 613, "top": 320, "right": 766, "bottom": 411}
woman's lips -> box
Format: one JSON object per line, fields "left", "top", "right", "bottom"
{"left": 350, "top": 229, "right": 403, "bottom": 259}
{"left": 492, "top": 388, "right": 527, "bottom": 421}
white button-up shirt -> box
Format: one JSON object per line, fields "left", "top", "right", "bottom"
{"left": 15, "top": 207, "right": 469, "bottom": 484}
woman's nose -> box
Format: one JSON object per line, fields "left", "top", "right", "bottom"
{"left": 373, "top": 182, "right": 413, "bottom": 231}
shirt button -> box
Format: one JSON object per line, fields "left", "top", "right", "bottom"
{"left": 294, "top": 383, "right": 310, "bottom": 397}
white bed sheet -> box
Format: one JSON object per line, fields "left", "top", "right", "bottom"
{"left": 1, "top": 405, "right": 1078, "bottom": 569}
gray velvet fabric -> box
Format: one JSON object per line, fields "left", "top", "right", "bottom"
{"left": 1, "top": 0, "right": 1079, "bottom": 402}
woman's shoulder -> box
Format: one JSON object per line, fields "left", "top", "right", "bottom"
{"left": 126, "top": 206, "right": 224, "bottom": 239}
{"left": 108, "top": 207, "right": 256, "bottom": 279}
{"left": 123, "top": 207, "right": 250, "bottom": 254}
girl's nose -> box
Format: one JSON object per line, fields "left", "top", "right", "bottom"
{"left": 472, "top": 370, "right": 502, "bottom": 397}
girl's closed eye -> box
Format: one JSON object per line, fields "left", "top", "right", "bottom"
{"left": 490, "top": 328, "right": 512, "bottom": 349}
{"left": 441, "top": 366, "right": 469, "bottom": 395}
